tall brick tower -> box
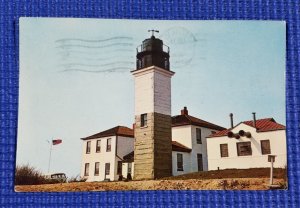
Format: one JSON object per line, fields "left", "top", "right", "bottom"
{"left": 131, "top": 30, "right": 175, "bottom": 180}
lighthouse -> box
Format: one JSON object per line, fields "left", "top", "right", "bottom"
{"left": 131, "top": 30, "right": 175, "bottom": 180}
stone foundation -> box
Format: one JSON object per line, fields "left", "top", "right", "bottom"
{"left": 133, "top": 112, "right": 172, "bottom": 180}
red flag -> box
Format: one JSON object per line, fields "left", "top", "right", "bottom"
{"left": 52, "top": 139, "right": 62, "bottom": 145}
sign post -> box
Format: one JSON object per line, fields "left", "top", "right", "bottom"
{"left": 268, "top": 155, "right": 276, "bottom": 186}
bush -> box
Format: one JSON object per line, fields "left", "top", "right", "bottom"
{"left": 15, "top": 164, "right": 48, "bottom": 185}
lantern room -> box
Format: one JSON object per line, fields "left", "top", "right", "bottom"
{"left": 136, "top": 30, "right": 170, "bottom": 70}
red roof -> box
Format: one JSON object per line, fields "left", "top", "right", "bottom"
{"left": 81, "top": 126, "right": 134, "bottom": 140}
{"left": 243, "top": 118, "right": 285, "bottom": 132}
{"left": 207, "top": 118, "right": 285, "bottom": 138}
{"left": 172, "top": 141, "right": 192, "bottom": 152}
{"left": 172, "top": 114, "right": 225, "bottom": 131}
{"left": 207, "top": 129, "right": 232, "bottom": 138}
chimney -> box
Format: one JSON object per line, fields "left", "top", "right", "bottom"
{"left": 181, "top": 107, "right": 188, "bottom": 115}
{"left": 252, "top": 112, "right": 256, "bottom": 129}
{"left": 229, "top": 113, "right": 233, "bottom": 128}
{"left": 132, "top": 123, "right": 136, "bottom": 133}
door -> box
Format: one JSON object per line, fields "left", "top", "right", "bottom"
{"left": 197, "top": 154, "right": 203, "bottom": 171}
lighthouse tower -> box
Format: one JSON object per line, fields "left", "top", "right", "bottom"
{"left": 131, "top": 30, "right": 175, "bottom": 180}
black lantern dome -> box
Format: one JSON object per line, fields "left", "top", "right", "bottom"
{"left": 136, "top": 30, "right": 170, "bottom": 70}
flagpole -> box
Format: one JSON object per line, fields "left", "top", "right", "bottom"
{"left": 48, "top": 139, "right": 53, "bottom": 174}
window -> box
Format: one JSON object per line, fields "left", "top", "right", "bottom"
{"left": 84, "top": 163, "right": 89, "bottom": 176}
{"left": 96, "top": 140, "right": 101, "bottom": 153}
{"left": 196, "top": 128, "right": 202, "bottom": 144}
{"left": 220, "top": 144, "right": 229, "bottom": 157}
{"left": 197, "top": 154, "right": 203, "bottom": 171}
{"left": 141, "top": 113, "right": 147, "bottom": 127}
{"left": 261, "top": 140, "right": 271, "bottom": 155}
{"left": 106, "top": 138, "right": 111, "bottom": 152}
{"left": 237, "top": 142, "right": 252, "bottom": 156}
{"left": 94, "top": 162, "right": 99, "bottom": 176}
{"left": 117, "top": 161, "right": 122, "bottom": 175}
{"left": 105, "top": 163, "right": 110, "bottom": 175}
{"left": 86, "top": 141, "right": 91, "bottom": 154}
{"left": 177, "top": 153, "right": 183, "bottom": 171}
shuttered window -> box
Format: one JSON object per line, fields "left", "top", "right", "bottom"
{"left": 237, "top": 142, "right": 252, "bottom": 156}
{"left": 220, "top": 144, "right": 229, "bottom": 157}
{"left": 261, "top": 140, "right": 271, "bottom": 155}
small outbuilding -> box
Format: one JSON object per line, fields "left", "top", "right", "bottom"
{"left": 206, "top": 115, "right": 286, "bottom": 171}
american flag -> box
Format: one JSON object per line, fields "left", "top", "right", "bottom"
{"left": 52, "top": 139, "right": 62, "bottom": 145}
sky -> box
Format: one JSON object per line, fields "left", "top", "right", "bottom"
{"left": 17, "top": 18, "right": 286, "bottom": 177}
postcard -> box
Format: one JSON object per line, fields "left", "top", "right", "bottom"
{"left": 15, "top": 18, "right": 286, "bottom": 191}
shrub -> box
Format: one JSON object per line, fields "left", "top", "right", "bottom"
{"left": 15, "top": 164, "right": 48, "bottom": 185}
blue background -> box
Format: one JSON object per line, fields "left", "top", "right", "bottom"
{"left": 0, "top": 0, "right": 299, "bottom": 207}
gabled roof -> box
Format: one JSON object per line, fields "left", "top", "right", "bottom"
{"left": 81, "top": 126, "right": 134, "bottom": 140}
{"left": 243, "top": 118, "right": 285, "bottom": 132}
{"left": 207, "top": 118, "right": 285, "bottom": 138}
{"left": 172, "top": 114, "right": 225, "bottom": 131}
{"left": 172, "top": 141, "right": 192, "bottom": 153}
{"left": 122, "top": 141, "right": 191, "bottom": 163}
{"left": 123, "top": 151, "right": 134, "bottom": 162}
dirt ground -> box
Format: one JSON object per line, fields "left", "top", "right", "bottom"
{"left": 15, "top": 168, "right": 287, "bottom": 192}
{"left": 162, "top": 168, "right": 286, "bottom": 180}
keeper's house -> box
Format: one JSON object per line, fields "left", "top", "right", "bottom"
{"left": 80, "top": 126, "right": 134, "bottom": 182}
{"left": 206, "top": 113, "right": 286, "bottom": 171}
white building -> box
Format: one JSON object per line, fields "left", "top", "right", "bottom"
{"left": 207, "top": 115, "right": 286, "bottom": 170}
{"left": 80, "top": 126, "right": 134, "bottom": 182}
{"left": 80, "top": 107, "right": 225, "bottom": 181}
{"left": 171, "top": 107, "right": 225, "bottom": 176}
{"left": 80, "top": 111, "right": 286, "bottom": 181}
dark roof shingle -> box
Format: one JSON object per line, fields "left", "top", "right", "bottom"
{"left": 122, "top": 141, "right": 191, "bottom": 162}
{"left": 172, "top": 141, "right": 192, "bottom": 152}
{"left": 172, "top": 114, "right": 225, "bottom": 131}
{"left": 123, "top": 151, "right": 134, "bottom": 162}
{"left": 81, "top": 126, "right": 134, "bottom": 140}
